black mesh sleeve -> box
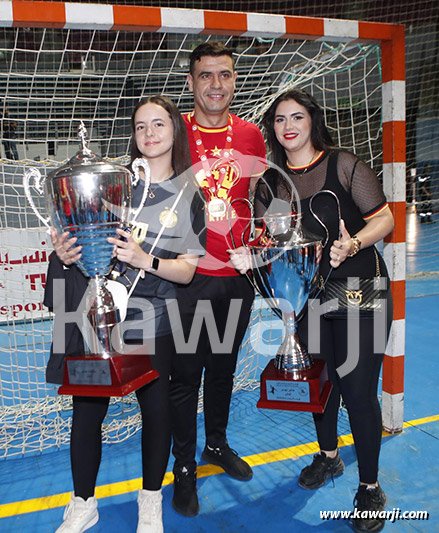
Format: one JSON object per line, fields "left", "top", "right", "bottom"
{"left": 337, "top": 151, "right": 387, "bottom": 218}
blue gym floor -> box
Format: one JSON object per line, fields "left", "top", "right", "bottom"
{"left": 1, "top": 208, "right": 438, "bottom": 532}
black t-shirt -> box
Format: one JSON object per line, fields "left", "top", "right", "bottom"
{"left": 119, "top": 174, "right": 206, "bottom": 340}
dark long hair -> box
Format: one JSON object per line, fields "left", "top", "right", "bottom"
{"left": 261, "top": 89, "right": 335, "bottom": 171}
{"left": 129, "top": 95, "right": 192, "bottom": 177}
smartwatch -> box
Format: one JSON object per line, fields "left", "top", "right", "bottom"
{"left": 147, "top": 255, "right": 160, "bottom": 272}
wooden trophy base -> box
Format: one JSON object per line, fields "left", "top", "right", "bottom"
{"left": 257, "top": 358, "right": 332, "bottom": 413}
{"left": 58, "top": 345, "right": 159, "bottom": 397}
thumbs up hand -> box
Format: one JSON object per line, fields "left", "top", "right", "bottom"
{"left": 329, "top": 219, "right": 353, "bottom": 268}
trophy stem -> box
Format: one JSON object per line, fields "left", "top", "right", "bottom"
{"left": 275, "top": 312, "right": 313, "bottom": 377}
{"left": 83, "top": 276, "right": 122, "bottom": 358}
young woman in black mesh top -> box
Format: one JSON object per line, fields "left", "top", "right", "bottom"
{"left": 229, "top": 89, "right": 394, "bottom": 533}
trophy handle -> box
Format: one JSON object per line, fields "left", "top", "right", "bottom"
{"left": 308, "top": 189, "right": 342, "bottom": 298}
{"left": 227, "top": 197, "right": 262, "bottom": 249}
{"left": 130, "top": 158, "right": 151, "bottom": 225}
{"left": 309, "top": 189, "right": 342, "bottom": 247}
{"left": 23, "top": 167, "right": 51, "bottom": 229}
{"left": 226, "top": 197, "right": 271, "bottom": 302}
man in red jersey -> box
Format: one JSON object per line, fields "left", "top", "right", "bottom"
{"left": 169, "top": 42, "right": 266, "bottom": 517}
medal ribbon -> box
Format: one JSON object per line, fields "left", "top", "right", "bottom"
{"left": 190, "top": 112, "right": 233, "bottom": 201}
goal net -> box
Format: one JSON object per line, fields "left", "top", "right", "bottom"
{"left": 0, "top": 4, "right": 405, "bottom": 457}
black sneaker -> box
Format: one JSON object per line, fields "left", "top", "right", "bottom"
{"left": 352, "top": 484, "right": 386, "bottom": 532}
{"left": 201, "top": 444, "right": 253, "bottom": 481}
{"left": 298, "top": 451, "right": 345, "bottom": 490}
{"left": 172, "top": 466, "right": 200, "bottom": 517}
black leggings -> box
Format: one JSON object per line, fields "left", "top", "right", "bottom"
{"left": 70, "top": 335, "right": 173, "bottom": 499}
{"left": 298, "top": 290, "right": 393, "bottom": 484}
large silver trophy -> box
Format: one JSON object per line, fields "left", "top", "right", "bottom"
{"left": 23, "top": 122, "right": 158, "bottom": 397}
{"left": 245, "top": 209, "right": 332, "bottom": 413}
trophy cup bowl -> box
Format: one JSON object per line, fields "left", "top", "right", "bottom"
{"left": 23, "top": 123, "right": 158, "bottom": 396}
{"left": 249, "top": 212, "right": 332, "bottom": 413}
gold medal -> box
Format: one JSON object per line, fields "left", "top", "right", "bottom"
{"left": 208, "top": 197, "right": 227, "bottom": 218}
{"left": 159, "top": 207, "right": 178, "bottom": 228}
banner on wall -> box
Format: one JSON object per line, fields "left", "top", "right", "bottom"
{"left": 0, "top": 229, "right": 52, "bottom": 322}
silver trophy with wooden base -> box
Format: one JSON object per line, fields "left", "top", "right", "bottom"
{"left": 248, "top": 212, "right": 332, "bottom": 413}
{"left": 24, "top": 123, "right": 158, "bottom": 396}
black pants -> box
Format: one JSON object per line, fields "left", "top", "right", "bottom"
{"left": 2, "top": 140, "right": 18, "bottom": 160}
{"left": 70, "top": 334, "right": 173, "bottom": 499}
{"left": 298, "top": 287, "right": 393, "bottom": 484}
{"left": 170, "top": 274, "right": 254, "bottom": 471}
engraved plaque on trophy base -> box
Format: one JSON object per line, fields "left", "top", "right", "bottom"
{"left": 257, "top": 358, "right": 332, "bottom": 413}
{"left": 58, "top": 345, "right": 159, "bottom": 397}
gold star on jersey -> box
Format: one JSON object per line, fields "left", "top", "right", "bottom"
{"left": 211, "top": 145, "right": 222, "bottom": 157}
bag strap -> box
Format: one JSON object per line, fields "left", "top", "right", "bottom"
{"left": 373, "top": 247, "right": 381, "bottom": 277}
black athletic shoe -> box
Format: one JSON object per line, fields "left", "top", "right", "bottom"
{"left": 172, "top": 466, "right": 200, "bottom": 517}
{"left": 201, "top": 444, "right": 253, "bottom": 481}
{"left": 352, "top": 484, "right": 387, "bottom": 532}
{"left": 298, "top": 451, "right": 345, "bottom": 490}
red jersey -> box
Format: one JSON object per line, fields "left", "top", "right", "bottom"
{"left": 184, "top": 113, "right": 266, "bottom": 276}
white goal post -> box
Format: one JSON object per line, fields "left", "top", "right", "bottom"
{"left": 0, "top": 1, "right": 405, "bottom": 457}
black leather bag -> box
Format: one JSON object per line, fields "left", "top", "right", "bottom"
{"left": 321, "top": 249, "right": 384, "bottom": 319}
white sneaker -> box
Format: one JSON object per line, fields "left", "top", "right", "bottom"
{"left": 137, "top": 489, "right": 163, "bottom": 533}
{"left": 55, "top": 493, "right": 99, "bottom": 533}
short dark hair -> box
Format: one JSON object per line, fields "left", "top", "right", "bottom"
{"left": 261, "top": 89, "right": 335, "bottom": 170}
{"left": 130, "top": 95, "right": 192, "bottom": 177}
{"left": 189, "top": 41, "right": 235, "bottom": 75}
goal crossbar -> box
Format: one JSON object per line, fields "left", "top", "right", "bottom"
{"left": 0, "top": 2, "right": 405, "bottom": 459}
